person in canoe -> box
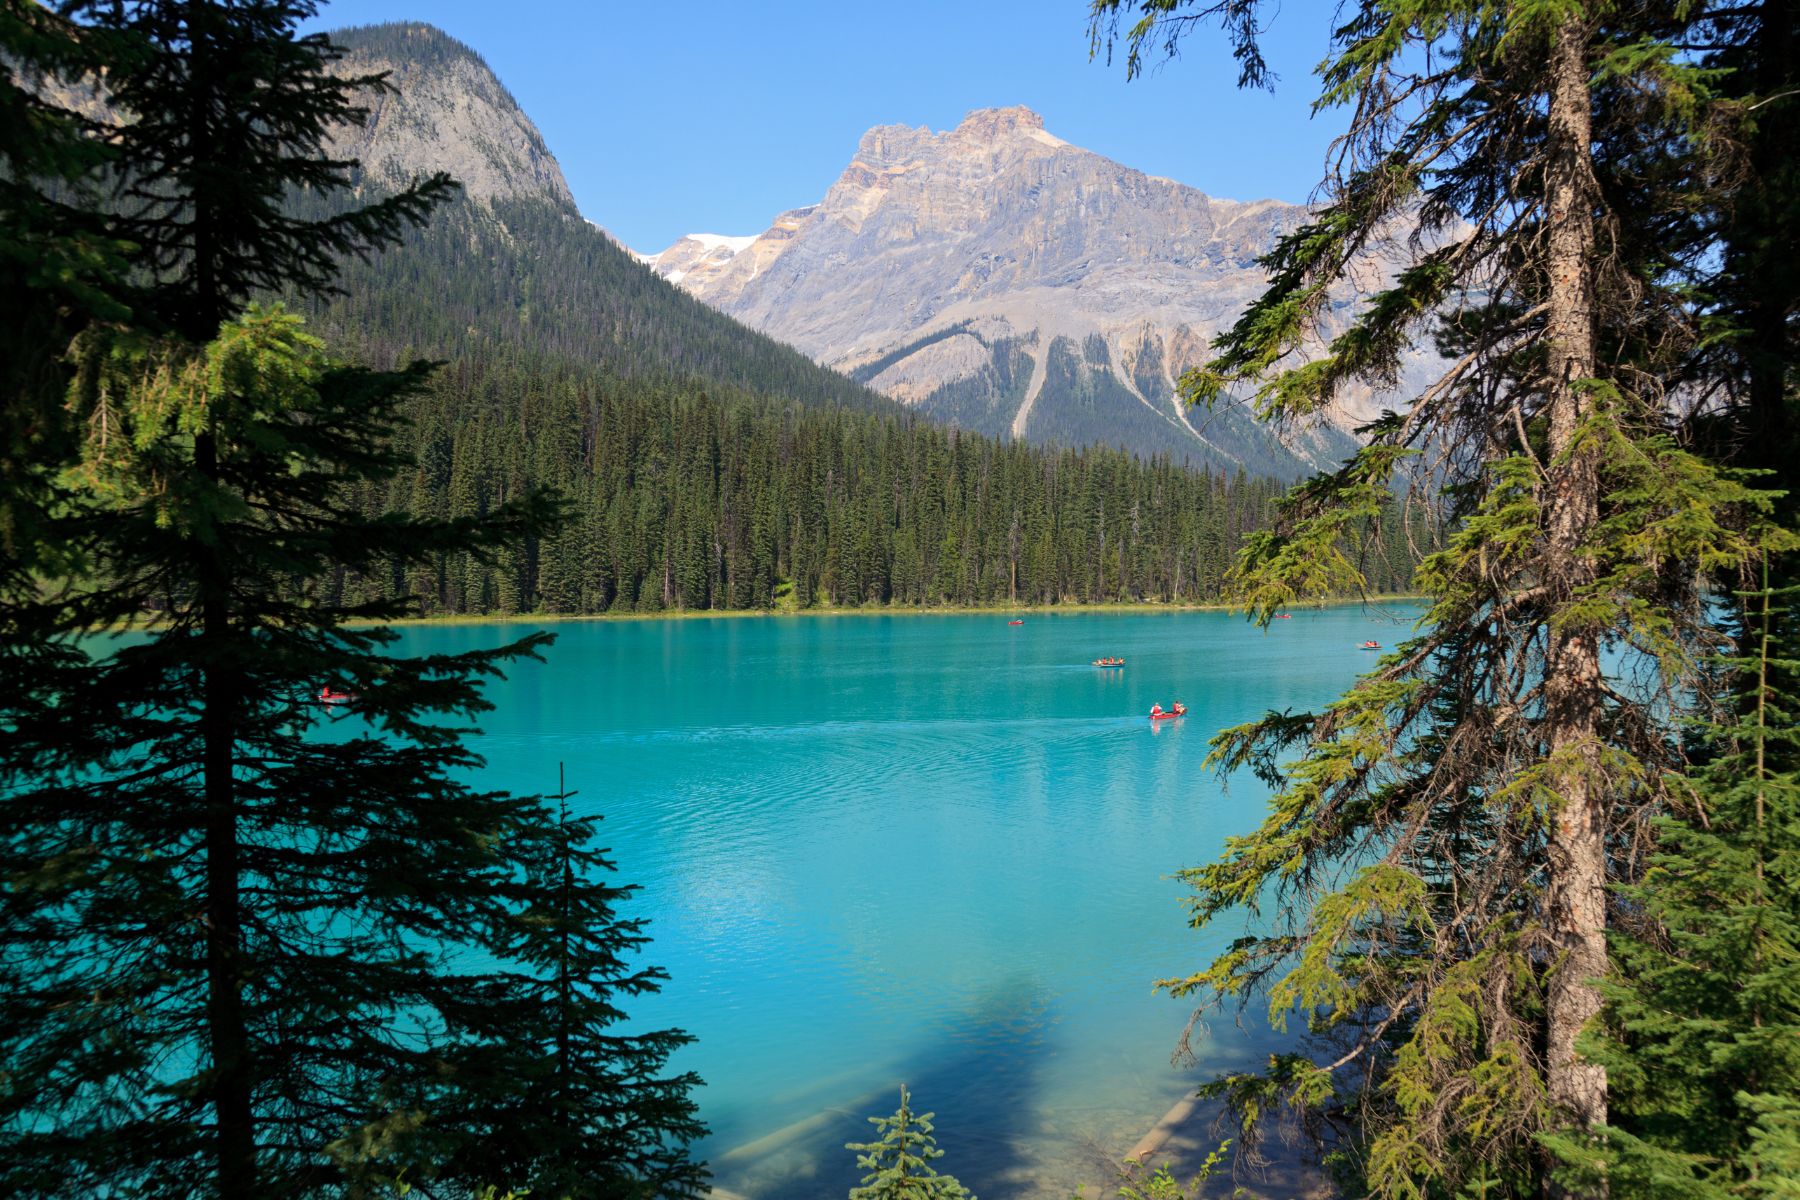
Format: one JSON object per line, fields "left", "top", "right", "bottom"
{"left": 1359, "top": 640, "right": 1381, "bottom": 650}
{"left": 1149, "top": 701, "right": 1188, "bottom": 720}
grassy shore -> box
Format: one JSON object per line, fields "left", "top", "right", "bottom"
{"left": 367, "top": 593, "right": 1427, "bottom": 627}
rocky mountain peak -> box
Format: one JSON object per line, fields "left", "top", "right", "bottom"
{"left": 646, "top": 110, "right": 1432, "bottom": 475}
{"left": 326, "top": 22, "right": 575, "bottom": 211}
{"left": 953, "top": 105, "right": 1051, "bottom": 143}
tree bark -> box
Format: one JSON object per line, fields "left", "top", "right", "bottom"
{"left": 1539, "top": 10, "right": 1609, "bottom": 1175}
{"left": 197, "top": 431, "right": 255, "bottom": 1199}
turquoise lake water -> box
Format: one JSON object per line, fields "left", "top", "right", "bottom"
{"left": 392, "top": 605, "right": 1416, "bottom": 1198}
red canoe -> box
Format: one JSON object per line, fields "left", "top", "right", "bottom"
{"left": 1008, "top": 619, "right": 1024, "bottom": 625}
{"left": 318, "top": 686, "right": 355, "bottom": 704}
{"left": 1149, "top": 703, "right": 1188, "bottom": 720}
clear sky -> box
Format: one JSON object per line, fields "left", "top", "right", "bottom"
{"left": 303, "top": 0, "right": 1346, "bottom": 253}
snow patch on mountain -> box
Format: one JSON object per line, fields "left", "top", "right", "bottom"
{"left": 686, "top": 233, "right": 758, "bottom": 255}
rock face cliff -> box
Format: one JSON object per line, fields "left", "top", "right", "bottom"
{"left": 326, "top": 23, "right": 576, "bottom": 210}
{"left": 647, "top": 106, "right": 1425, "bottom": 474}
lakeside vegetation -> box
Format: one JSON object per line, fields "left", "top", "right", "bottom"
{"left": 1, "top": 2, "right": 1795, "bottom": 1200}
{"left": 1087, "top": 0, "right": 1800, "bottom": 1197}
{"left": 350, "top": 593, "right": 1428, "bottom": 627}
{"left": 326, "top": 365, "right": 1418, "bottom": 615}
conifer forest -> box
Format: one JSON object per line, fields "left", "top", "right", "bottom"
{"left": 1, "top": 1, "right": 1796, "bottom": 1200}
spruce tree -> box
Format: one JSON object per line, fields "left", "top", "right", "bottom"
{"left": 438, "top": 768, "right": 706, "bottom": 1200}
{"left": 1551, "top": 575, "right": 1800, "bottom": 1197}
{"left": 846, "top": 1086, "right": 975, "bottom": 1200}
{"left": 0, "top": 3, "right": 703, "bottom": 1196}
{"left": 1, "top": 305, "right": 553, "bottom": 1198}
{"left": 1089, "top": 0, "right": 1791, "bottom": 1194}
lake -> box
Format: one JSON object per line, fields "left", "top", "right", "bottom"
{"left": 395, "top": 605, "right": 1414, "bottom": 1198}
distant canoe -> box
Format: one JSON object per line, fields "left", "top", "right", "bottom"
{"left": 1092, "top": 658, "right": 1125, "bottom": 668}
{"left": 1358, "top": 641, "right": 1381, "bottom": 650}
{"left": 1149, "top": 702, "right": 1188, "bottom": 721}
{"left": 318, "top": 686, "right": 355, "bottom": 704}
{"left": 1008, "top": 619, "right": 1024, "bottom": 625}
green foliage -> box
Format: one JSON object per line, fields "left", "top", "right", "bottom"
{"left": 471, "top": 771, "right": 706, "bottom": 1200}
{"left": 1552, "top": 577, "right": 1800, "bottom": 1199}
{"left": 74, "top": 0, "right": 456, "bottom": 344}
{"left": 1069, "top": 1140, "right": 1230, "bottom": 1200}
{"left": 1090, "top": 2, "right": 1800, "bottom": 1198}
{"left": 0, "top": 304, "right": 704, "bottom": 1198}
{"left": 846, "top": 1086, "right": 975, "bottom": 1200}
{"left": 311, "top": 349, "right": 1378, "bottom": 615}
{"left": 1, "top": 5, "right": 703, "bottom": 1197}
{"left": 0, "top": 0, "right": 137, "bottom": 578}
{"left": 289, "top": 174, "right": 1371, "bottom": 615}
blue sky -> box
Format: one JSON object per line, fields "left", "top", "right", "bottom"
{"left": 305, "top": 0, "right": 1345, "bottom": 253}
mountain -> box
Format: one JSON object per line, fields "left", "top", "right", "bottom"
{"left": 324, "top": 22, "right": 575, "bottom": 208}
{"left": 302, "top": 28, "right": 1386, "bottom": 617}
{"left": 645, "top": 106, "right": 1429, "bottom": 475}
{"left": 24, "top": 21, "right": 1418, "bottom": 616}
{"left": 301, "top": 23, "right": 886, "bottom": 413}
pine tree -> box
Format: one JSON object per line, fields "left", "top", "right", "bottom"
{"left": 1550, "top": 574, "right": 1800, "bottom": 1197}
{"left": 77, "top": 0, "right": 453, "bottom": 345}
{"left": 0, "top": 305, "right": 566, "bottom": 1197}
{"left": 845, "top": 1086, "right": 975, "bottom": 1200}
{"left": 1089, "top": 0, "right": 1789, "bottom": 1194}
{"left": 433, "top": 768, "right": 707, "bottom": 1199}
{"left": 1, "top": 3, "right": 704, "bottom": 1196}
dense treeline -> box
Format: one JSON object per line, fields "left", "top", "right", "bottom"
{"left": 331, "top": 355, "right": 1417, "bottom": 615}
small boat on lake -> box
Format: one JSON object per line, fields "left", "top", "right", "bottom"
{"left": 1358, "top": 640, "right": 1381, "bottom": 650}
{"left": 1008, "top": 619, "right": 1024, "bottom": 625}
{"left": 318, "top": 686, "right": 355, "bottom": 705}
{"left": 1092, "top": 657, "right": 1125, "bottom": 668}
{"left": 1274, "top": 613, "right": 1293, "bottom": 619}
{"left": 1149, "top": 701, "right": 1188, "bottom": 721}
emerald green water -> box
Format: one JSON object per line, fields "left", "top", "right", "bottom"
{"left": 396, "top": 606, "right": 1412, "bottom": 1198}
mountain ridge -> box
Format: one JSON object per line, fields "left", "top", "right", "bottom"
{"left": 299, "top": 22, "right": 887, "bottom": 416}
{"left": 326, "top": 22, "right": 577, "bottom": 211}
{"left": 643, "top": 105, "right": 1429, "bottom": 475}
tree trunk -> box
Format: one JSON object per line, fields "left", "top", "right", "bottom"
{"left": 197, "top": 430, "right": 255, "bottom": 1198}
{"left": 1539, "top": 11, "right": 1609, "bottom": 1176}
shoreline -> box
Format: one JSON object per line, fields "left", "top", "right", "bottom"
{"left": 368, "top": 593, "right": 1427, "bottom": 628}
{"left": 95, "top": 595, "right": 1425, "bottom": 634}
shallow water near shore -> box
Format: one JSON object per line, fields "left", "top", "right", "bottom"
{"left": 394, "top": 604, "right": 1417, "bottom": 1198}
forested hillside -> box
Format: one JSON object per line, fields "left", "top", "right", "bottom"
{"left": 300, "top": 192, "right": 889, "bottom": 415}
{"left": 331, "top": 354, "right": 1418, "bottom": 615}
{"left": 290, "top": 23, "right": 1412, "bottom": 615}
